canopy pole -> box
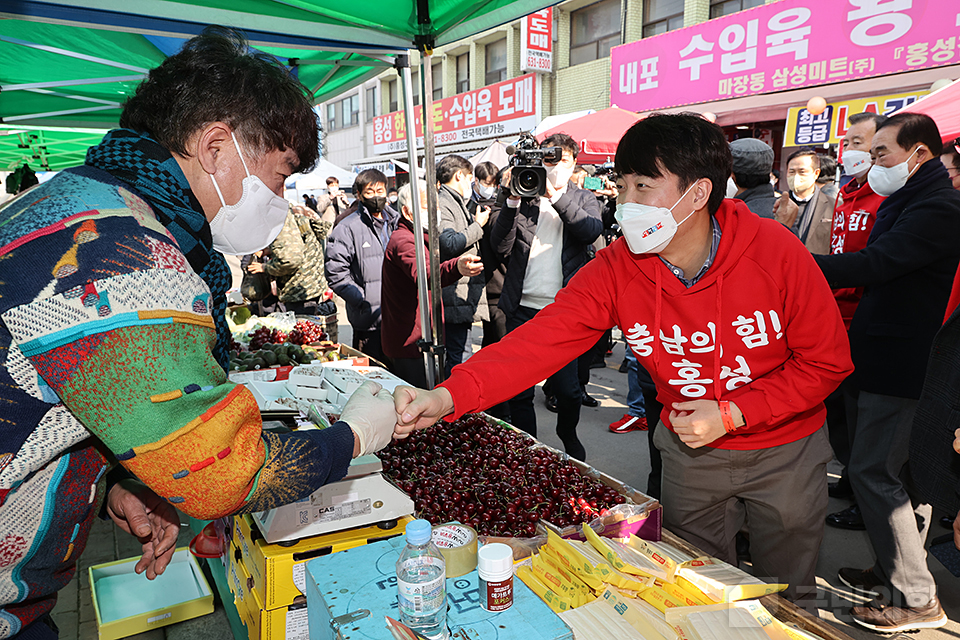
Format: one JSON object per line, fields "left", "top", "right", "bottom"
{"left": 397, "top": 54, "right": 437, "bottom": 389}
{"left": 421, "top": 51, "right": 445, "bottom": 384}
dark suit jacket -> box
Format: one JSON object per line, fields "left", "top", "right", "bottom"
{"left": 490, "top": 183, "right": 602, "bottom": 317}
{"left": 910, "top": 302, "right": 960, "bottom": 515}
{"left": 815, "top": 168, "right": 960, "bottom": 397}
{"left": 796, "top": 186, "right": 835, "bottom": 255}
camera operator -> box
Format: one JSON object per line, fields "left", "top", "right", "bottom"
{"left": 490, "top": 133, "right": 602, "bottom": 460}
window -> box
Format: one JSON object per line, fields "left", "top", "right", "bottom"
{"left": 710, "top": 0, "right": 764, "bottom": 18}
{"left": 643, "top": 0, "right": 684, "bottom": 37}
{"left": 327, "top": 94, "right": 359, "bottom": 130}
{"left": 431, "top": 62, "right": 443, "bottom": 100}
{"left": 388, "top": 80, "right": 398, "bottom": 113}
{"left": 570, "top": 0, "right": 621, "bottom": 66}
{"left": 485, "top": 39, "right": 507, "bottom": 85}
{"left": 456, "top": 53, "right": 470, "bottom": 93}
{"left": 366, "top": 87, "right": 377, "bottom": 122}
{"left": 326, "top": 102, "right": 340, "bottom": 132}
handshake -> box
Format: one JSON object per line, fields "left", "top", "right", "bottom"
{"left": 341, "top": 382, "right": 458, "bottom": 457}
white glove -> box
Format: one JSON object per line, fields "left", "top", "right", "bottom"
{"left": 340, "top": 381, "right": 398, "bottom": 456}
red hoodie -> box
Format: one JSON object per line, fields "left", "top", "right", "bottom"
{"left": 441, "top": 200, "right": 853, "bottom": 450}
{"left": 829, "top": 178, "right": 885, "bottom": 328}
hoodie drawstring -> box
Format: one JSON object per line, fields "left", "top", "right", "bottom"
{"left": 654, "top": 264, "right": 663, "bottom": 374}
{"left": 714, "top": 273, "right": 723, "bottom": 401}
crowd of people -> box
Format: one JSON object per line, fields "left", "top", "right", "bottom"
{"left": 3, "top": 23, "right": 960, "bottom": 640}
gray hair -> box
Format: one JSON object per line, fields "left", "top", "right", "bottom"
{"left": 398, "top": 180, "right": 429, "bottom": 214}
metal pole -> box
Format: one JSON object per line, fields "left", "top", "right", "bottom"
{"left": 422, "top": 51, "right": 445, "bottom": 383}
{"left": 398, "top": 54, "right": 436, "bottom": 388}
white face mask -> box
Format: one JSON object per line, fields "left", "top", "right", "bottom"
{"left": 615, "top": 182, "right": 697, "bottom": 254}
{"left": 208, "top": 132, "right": 289, "bottom": 255}
{"left": 476, "top": 183, "right": 497, "bottom": 199}
{"left": 389, "top": 194, "right": 399, "bottom": 204}
{"left": 841, "top": 149, "right": 872, "bottom": 178}
{"left": 546, "top": 163, "right": 574, "bottom": 189}
{"left": 725, "top": 176, "right": 739, "bottom": 198}
{"left": 868, "top": 146, "right": 921, "bottom": 197}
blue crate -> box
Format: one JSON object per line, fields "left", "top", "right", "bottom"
{"left": 306, "top": 535, "right": 573, "bottom": 640}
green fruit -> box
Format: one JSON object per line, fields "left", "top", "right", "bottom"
{"left": 277, "top": 354, "right": 292, "bottom": 366}
{"left": 261, "top": 351, "right": 278, "bottom": 366}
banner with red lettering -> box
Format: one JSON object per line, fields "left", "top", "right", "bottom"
{"left": 372, "top": 74, "right": 539, "bottom": 155}
{"left": 610, "top": 0, "right": 959, "bottom": 113}
{"left": 522, "top": 9, "right": 553, "bottom": 73}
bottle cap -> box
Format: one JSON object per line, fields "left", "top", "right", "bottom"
{"left": 406, "top": 519, "right": 432, "bottom": 545}
{"left": 477, "top": 543, "right": 514, "bottom": 580}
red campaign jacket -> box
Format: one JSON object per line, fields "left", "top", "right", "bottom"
{"left": 441, "top": 200, "right": 853, "bottom": 450}
{"left": 381, "top": 216, "right": 462, "bottom": 360}
{"left": 829, "top": 179, "right": 885, "bottom": 329}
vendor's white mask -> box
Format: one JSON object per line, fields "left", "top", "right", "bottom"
{"left": 615, "top": 182, "right": 697, "bottom": 254}
{"left": 208, "top": 132, "right": 289, "bottom": 255}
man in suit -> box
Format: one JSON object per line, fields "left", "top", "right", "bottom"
{"left": 774, "top": 148, "right": 834, "bottom": 254}
{"left": 815, "top": 112, "right": 960, "bottom": 632}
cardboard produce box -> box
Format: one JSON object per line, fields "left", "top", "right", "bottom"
{"left": 89, "top": 548, "right": 213, "bottom": 640}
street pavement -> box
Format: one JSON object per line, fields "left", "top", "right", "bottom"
{"left": 50, "top": 310, "right": 959, "bottom": 639}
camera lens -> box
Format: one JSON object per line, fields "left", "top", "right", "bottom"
{"left": 518, "top": 170, "right": 538, "bottom": 191}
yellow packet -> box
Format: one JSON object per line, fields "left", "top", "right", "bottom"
{"left": 677, "top": 576, "right": 721, "bottom": 604}
{"left": 654, "top": 578, "right": 710, "bottom": 607}
{"left": 583, "top": 524, "right": 667, "bottom": 580}
{"left": 545, "top": 529, "right": 605, "bottom": 590}
{"left": 599, "top": 588, "right": 675, "bottom": 640}
{"left": 677, "top": 558, "right": 788, "bottom": 603}
{"left": 623, "top": 535, "right": 685, "bottom": 582}
{"left": 639, "top": 584, "right": 686, "bottom": 614}
{"left": 568, "top": 539, "right": 655, "bottom": 591}
{"left": 517, "top": 565, "right": 573, "bottom": 613}
{"left": 532, "top": 553, "right": 584, "bottom": 606}
{"left": 539, "top": 545, "right": 593, "bottom": 598}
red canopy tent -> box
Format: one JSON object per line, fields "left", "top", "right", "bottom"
{"left": 536, "top": 107, "right": 642, "bottom": 164}
{"left": 900, "top": 78, "right": 960, "bottom": 143}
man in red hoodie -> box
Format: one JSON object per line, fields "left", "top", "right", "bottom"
{"left": 394, "top": 113, "right": 853, "bottom": 609}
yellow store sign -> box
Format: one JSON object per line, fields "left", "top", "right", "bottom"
{"left": 784, "top": 91, "right": 929, "bottom": 147}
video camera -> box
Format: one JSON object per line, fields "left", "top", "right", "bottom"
{"left": 505, "top": 132, "right": 562, "bottom": 198}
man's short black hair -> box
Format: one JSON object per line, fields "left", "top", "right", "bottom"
{"left": 436, "top": 155, "right": 473, "bottom": 185}
{"left": 354, "top": 168, "right": 387, "bottom": 194}
{"left": 879, "top": 112, "right": 943, "bottom": 156}
{"left": 474, "top": 161, "right": 498, "bottom": 182}
{"left": 614, "top": 113, "right": 732, "bottom": 215}
{"left": 733, "top": 172, "right": 770, "bottom": 189}
{"left": 786, "top": 148, "right": 821, "bottom": 170}
{"left": 326, "top": 176, "right": 339, "bottom": 186}
{"left": 848, "top": 111, "right": 888, "bottom": 131}
{"left": 942, "top": 146, "right": 960, "bottom": 171}
{"left": 542, "top": 133, "right": 579, "bottom": 160}
{"left": 121, "top": 26, "right": 320, "bottom": 174}
{"left": 817, "top": 155, "right": 837, "bottom": 184}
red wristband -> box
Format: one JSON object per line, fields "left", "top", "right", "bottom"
{"left": 719, "top": 400, "right": 737, "bottom": 434}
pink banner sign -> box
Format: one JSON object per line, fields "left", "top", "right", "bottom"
{"left": 610, "top": 0, "right": 960, "bottom": 113}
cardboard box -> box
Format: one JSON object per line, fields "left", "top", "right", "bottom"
{"left": 241, "top": 575, "right": 310, "bottom": 640}
{"left": 236, "top": 513, "right": 412, "bottom": 610}
{"left": 89, "top": 548, "right": 214, "bottom": 640}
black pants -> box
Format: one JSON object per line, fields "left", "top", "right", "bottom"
{"left": 352, "top": 328, "right": 386, "bottom": 364}
{"left": 506, "top": 305, "right": 585, "bottom": 461}
{"left": 390, "top": 356, "right": 430, "bottom": 388}
{"left": 481, "top": 304, "right": 511, "bottom": 421}
{"left": 635, "top": 362, "right": 663, "bottom": 500}
{"left": 443, "top": 321, "right": 472, "bottom": 377}
{"left": 282, "top": 298, "right": 337, "bottom": 317}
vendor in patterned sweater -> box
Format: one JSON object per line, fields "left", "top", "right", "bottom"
{"left": 0, "top": 27, "right": 398, "bottom": 639}
{"left": 395, "top": 113, "right": 854, "bottom": 612}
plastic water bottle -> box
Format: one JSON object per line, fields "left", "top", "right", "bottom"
{"left": 396, "top": 519, "right": 448, "bottom": 639}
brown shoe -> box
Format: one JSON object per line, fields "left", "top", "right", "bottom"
{"left": 850, "top": 596, "right": 947, "bottom": 633}
{"left": 838, "top": 566, "right": 884, "bottom": 598}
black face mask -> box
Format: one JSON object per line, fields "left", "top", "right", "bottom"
{"left": 361, "top": 195, "right": 387, "bottom": 214}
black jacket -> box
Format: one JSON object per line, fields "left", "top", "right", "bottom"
{"left": 910, "top": 302, "right": 960, "bottom": 515}
{"left": 815, "top": 161, "right": 960, "bottom": 397}
{"left": 491, "top": 183, "right": 602, "bottom": 317}
{"left": 324, "top": 203, "right": 399, "bottom": 331}
{"left": 468, "top": 186, "right": 507, "bottom": 306}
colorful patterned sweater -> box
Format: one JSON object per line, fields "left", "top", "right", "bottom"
{"left": 0, "top": 159, "right": 354, "bottom": 637}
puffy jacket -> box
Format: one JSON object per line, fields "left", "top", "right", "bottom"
{"left": 491, "top": 182, "right": 602, "bottom": 316}
{"left": 438, "top": 185, "right": 489, "bottom": 324}
{"left": 325, "top": 203, "right": 399, "bottom": 331}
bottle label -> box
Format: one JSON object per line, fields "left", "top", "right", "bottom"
{"left": 397, "top": 558, "right": 446, "bottom": 616}
{"left": 480, "top": 577, "right": 513, "bottom": 612}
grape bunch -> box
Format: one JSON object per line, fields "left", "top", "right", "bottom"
{"left": 249, "top": 327, "right": 287, "bottom": 350}
{"left": 288, "top": 320, "right": 327, "bottom": 345}
{"left": 377, "top": 415, "right": 627, "bottom": 537}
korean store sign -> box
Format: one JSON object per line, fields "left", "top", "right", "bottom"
{"left": 372, "top": 74, "right": 539, "bottom": 155}
{"left": 611, "top": 0, "right": 958, "bottom": 112}
{"left": 521, "top": 8, "right": 553, "bottom": 73}
{"left": 783, "top": 90, "right": 928, "bottom": 146}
